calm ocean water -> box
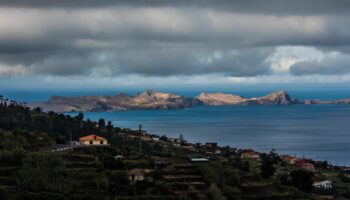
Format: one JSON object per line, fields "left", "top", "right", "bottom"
{"left": 2, "top": 89, "right": 350, "bottom": 165}
{"left": 70, "top": 105, "right": 350, "bottom": 166}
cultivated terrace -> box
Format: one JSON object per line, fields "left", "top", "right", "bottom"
{"left": 0, "top": 96, "right": 350, "bottom": 200}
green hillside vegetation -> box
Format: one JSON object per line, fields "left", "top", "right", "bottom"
{"left": 1, "top": 96, "right": 350, "bottom": 200}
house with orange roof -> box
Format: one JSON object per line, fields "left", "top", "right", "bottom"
{"left": 295, "top": 159, "right": 315, "bottom": 172}
{"left": 241, "top": 150, "right": 260, "bottom": 159}
{"left": 79, "top": 134, "right": 108, "bottom": 145}
{"left": 281, "top": 155, "right": 299, "bottom": 164}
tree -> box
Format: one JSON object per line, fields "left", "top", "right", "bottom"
{"left": 260, "top": 149, "right": 280, "bottom": 178}
{"left": 179, "top": 134, "right": 184, "bottom": 141}
{"left": 290, "top": 170, "right": 314, "bottom": 192}
{"left": 17, "top": 153, "right": 73, "bottom": 196}
{"left": 160, "top": 135, "right": 168, "bottom": 141}
{"left": 208, "top": 184, "right": 226, "bottom": 200}
{"left": 260, "top": 156, "right": 275, "bottom": 178}
{"left": 76, "top": 112, "right": 84, "bottom": 121}
{"left": 107, "top": 120, "right": 114, "bottom": 134}
{"left": 108, "top": 170, "right": 129, "bottom": 196}
{"left": 222, "top": 186, "right": 241, "bottom": 200}
{"left": 98, "top": 118, "right": 106, "bottom": 129}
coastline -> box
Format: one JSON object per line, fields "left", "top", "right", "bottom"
{"left": 69, "top": 104, "right": 350, "bottom": 166}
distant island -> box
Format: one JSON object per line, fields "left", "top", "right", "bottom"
{"left": 34, "top": 90, "right": 350, "bottom": 112}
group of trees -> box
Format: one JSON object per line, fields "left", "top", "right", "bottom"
{"left": 17, "top": 153, "right": 73, "bottom": 198}
{"left": 0, "top": 96, "right": 118, "bottom": 146}
{"left": 260, "top": 150, "right": 280, "bottom": 178}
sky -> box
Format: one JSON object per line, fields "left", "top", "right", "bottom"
{"left": 1, "top": 0, "right": 350, "bottom": 91}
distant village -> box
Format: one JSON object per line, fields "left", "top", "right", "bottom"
{"left": 46, "top": 125, "right": 350, "bottom": 197}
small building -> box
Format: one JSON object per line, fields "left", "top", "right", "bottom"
{"left": 168, "top": 138, "right": 184, "bottom": 146}
{"left": 190, "top": 158, "right": 210, "bottom": 162}
{"left": 175, "top": 139, "right": 183, "bottom": 144}
{"left": 214, "top": 149, "right": 222, "bottom": 155}
{"left": 313, "top": 180, "right": 332, "bottom": 189}
{"left": 295, "top": 160, "right": 315, "bottom": 172}
{"left": 79, "top": 134, "right": 108, "bottom": 145}
{"left": 205, "top": 143, "right": 218, "bottom": 148}
{"left": 128, "top": 169, "right": 144, "bottom": 184}
{"left": 281, "top": 155, "right": 299, "bottom": 164}
{"left": 114, "top": 155, "right": 125, "bottom": 160}
{"left": 302, "top": 163, "right": 316, "bottom": 172}
{"left": 241, "top": 150, "right": 260, "bottom": 159}
{"left": 154, "top": 159, "right": 172, "bottom": 169}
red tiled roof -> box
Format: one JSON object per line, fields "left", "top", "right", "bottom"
{"left": 295, "top": 159, "right": 307, "bottom": 166}
{"left": 79, "top": 134, "right": 106, "bottom": 141}
{"left": 242, "top": 151, "right": 259, "bottom": 156}
{"left": 128, "top": 169, "right": 144, "bottom": 175}
{"left": 302, "top": 163, "right": 315, "bottom": 168}
{"left": 282, "top": 155, "right": 297, "bottom": 162}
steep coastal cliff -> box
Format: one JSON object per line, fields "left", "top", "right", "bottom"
{"left": 35, "top": 89, "right": 350, "bottom": 112}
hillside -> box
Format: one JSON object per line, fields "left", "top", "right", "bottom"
{"left": 1, "top": 97, "right": 350, "bottom": 200}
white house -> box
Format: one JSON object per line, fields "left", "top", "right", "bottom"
{"left": 313, "top": 180, "right": 333, "bottom": 189}
{"left": 128, "top": 169, "right": 144, "bottom": 184}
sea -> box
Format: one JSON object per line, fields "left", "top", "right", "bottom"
{"left": 2, "top": 88, "right": 350, "bottom": 165}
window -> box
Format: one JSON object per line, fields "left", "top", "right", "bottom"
{"left": 89, "top": 141, "right": 93, "bottom": 145}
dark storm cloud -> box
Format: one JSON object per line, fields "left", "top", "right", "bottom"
{"left": 290, "top": 54, "right": 350, "bottom": 75}
{"left": 0, "top": 47, "right": 273, "bottom": 77}
{"left": 115, "top": 48, "right": 273, "bottom": 77}
{"left": 1, "top": 1, "right": 350, "bottom": 78}
{"left": 1, "top": 0, "right": 350, "bottom": 16}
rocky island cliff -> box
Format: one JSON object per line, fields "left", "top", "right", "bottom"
{"left": 197, "top": 90, "right": 296, "bottom": 106}
{"left": 35, "top": 90, "right": 300, "bottom": 112}
{"left": 304, "top": 99, "right": 350, "bottom": 105}
{"left": 36, "top": 90, "right": 202, "bottom": 112}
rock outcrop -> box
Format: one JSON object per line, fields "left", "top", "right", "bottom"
{"left": 304, "top": 99, "right": 350, "bottom": 105}
{"left": 196, "top": 92, "right": 246, "bottom": 105}
{"left": 36, "top": 90, "right": 202, "bottom": 112}
{"left": 35, "top": 89, "right": 350, "bottom": 113}
{"left": 246, "top": 90, "right": 296, "bottom": 105}
{"left": 196, "top": 90, "right": 296, "bottom": 106}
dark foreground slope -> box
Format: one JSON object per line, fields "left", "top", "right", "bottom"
{"left": 1, "top": 96, "right": 350, "bottom": 200}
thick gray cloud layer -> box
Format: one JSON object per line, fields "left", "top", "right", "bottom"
{"left": 1, "top": 0, "right": 350, "bottom": 15}
{"left": 1, "top": 1, "right": 350, "bottom": 78}
{"left": 290, "top": 54, "right": 350, "bottom": 75}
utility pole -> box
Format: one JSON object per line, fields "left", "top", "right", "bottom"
{"left": 139, "top": 124, "right": 142, "bottom": 154}
{"left": 69, "top": 130, "right": 72, "bottom": 150}
{"left": 139, "top": 124, "right": 142, "bottom": 133}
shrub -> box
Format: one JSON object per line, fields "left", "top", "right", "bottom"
{"left": 208, "top": 184, "right": 226, "bottom": 200}
{"left": 0, "top": 150, "right": 25, "bottom": 167}
{"left": 17, "top": 153, "right": 73, "bottom": 196}
{"left": 290, "top": 170, "right": 313, "bottom": 192}
{"left": 222, "top": 185, "right": 241, "bottom": 200}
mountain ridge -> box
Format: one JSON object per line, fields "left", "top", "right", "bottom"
{"left": 34, "top": 90, "right": 349, "bottom": 112}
